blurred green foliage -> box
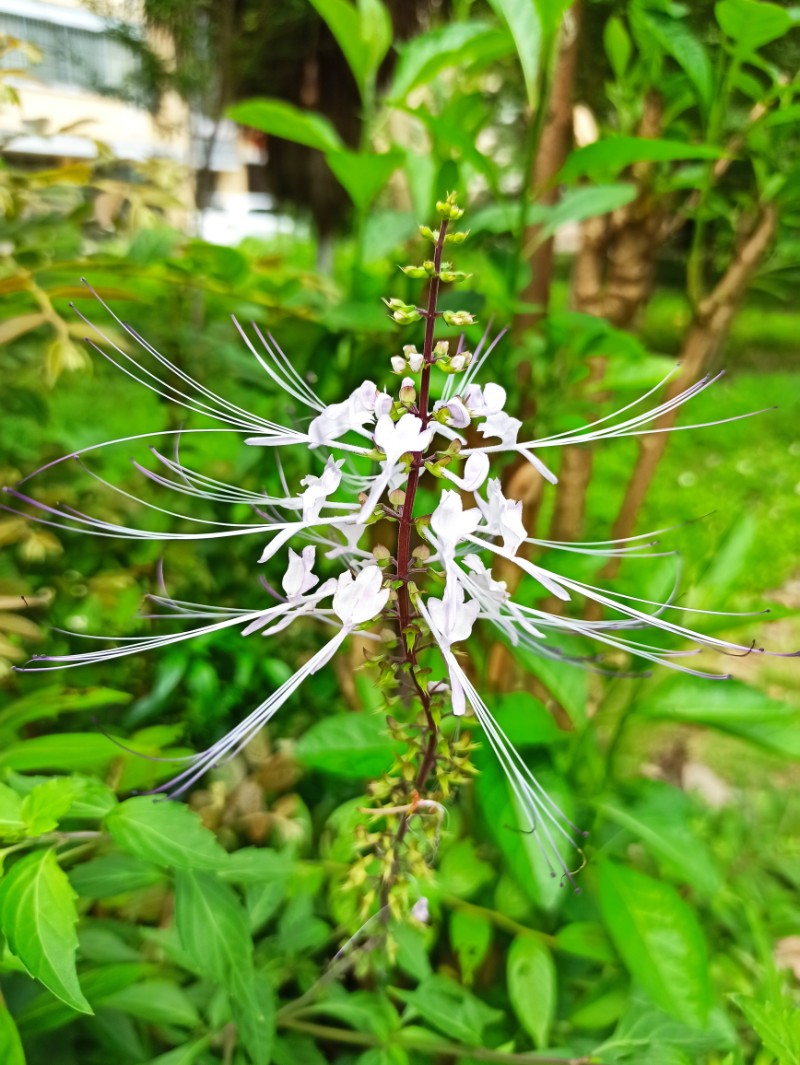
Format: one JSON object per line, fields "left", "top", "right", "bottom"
{"left": 1, "top": 1, "right": 800, "bottom": 1064}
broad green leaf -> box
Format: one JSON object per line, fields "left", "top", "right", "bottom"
{"left": 295, "top": 712, "right": 400, "bottom": 778}
{"left": 174, "top": 869, "right": 252, "bottom": 982}
{"left": 217, "top": 846, "right": 292, "bottom": 885}
{"left": 230, "top": 968, "right": 276, "bottom": 1065}
{"left": 227, "top": 98, "right": 343, "bottom": 152}
{"left": 559, "top": 138, "right": 720, "bottom": 182}
{"left": 604, "top": 16, "right": 632, "bottom": 79}
{"left": 0, "top": 850, "right": 91, "bottom": 1014}
{"left": 731, "top": 994, "right": 800, "bottom": 1065}
{"left": 715, "top": 0, "right": 792, "bottom": 52}
{"left": 489, "top": 692, "right": 566, "bottom": 748}
{"left": 555, "top": 922, "right": 616, "bottom": 963}
{"left": 475, "top": 751, "right": 580, "bottom": 912}
{"left": 450, "top": 909, "right": 493, "bottom": 985}
{"left": 100, "top": 980, "right": 200, "bottom": 1028}
{"left": 570, "top": 987, "right": 629, "bottom": 1030}
{"left": 641, "top": 676, "right": 800, "bottom": 756}
{"left": 326, "top": 150, "right": 402, "bottom": 210}
{"left": 309, "top": 0, "right": 391, "bottom": 99}
{"left": 21, "top": 778, "right": 78, "bottom": 836}
{"left": 0, "top": 1000, "right": 25, "bottom": 1065}
{"left": 598, "top": 862, "right": 711, "bottom": 1027}
{"left": 507, "top": 935, "right": 556, "bottom": 1048}
{"left": 640, "top": 10, "right": 714, "bottom": 111}
{"left": 106, "top": 797, "right": 229, "bottom": 870}
{"left": 436, "top": 839, "right": 495, "bottom": 899}
{"left": 69, "top": 853, "right": 165, "bottom": 897}
{"left": 0, "top": 687, "right": 131, "bottom": 742}
{"left": 301, "top": 990, "right": 400, "bottom": 1039}
{"left": 599, "top": 788, "right": 723, "bottom": 896}
{"left": 0, "top": 735, "right": 125, "bottom": 773}
{"left": 487, "top": 0, "right": 543, "bottom": 106}
{"left": 389, "top": 21, "right": 512, "bottom": 100}
{"left": 393, "top": 975, "right": 503, "bottom": 1046}
{"left": 532, "top": 184, "right": 638, "bottom": 244}
{"left": 0, "top": 784, "right": 25, "bottom": 842}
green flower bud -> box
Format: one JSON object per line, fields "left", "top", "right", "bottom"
{"left": 442, "top": 309, "right": 475, "bottom": 326}
{"left": 418, "top": 224, "right": 436, "bottom": 242}
{"left": 400, "top": 265, "right": 428, "bottom": 278}
{"left": 444, "top": 230, "right": 470, "bottom": 245}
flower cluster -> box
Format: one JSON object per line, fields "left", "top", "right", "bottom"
{"left": 5, "top": 194, "right": 786, "bottom": 893}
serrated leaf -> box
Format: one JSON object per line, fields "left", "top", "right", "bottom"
{"left": 295, "top": 713, "right": 400, "bottom": 778}
{"left": 731, "top": 994, "right": 800, "bottom": 1065}
{"left": 0, "top": 850, "right": 92, "bottom": 1014}
{"left": 598, "top": 862, "right": 710, "bottom": 1027}
{"left": 227, "top": 98, "right": 343, "bottom": 152}
{"left": 507, "top": 935, "right": 556, "bottom": 1048}
{"left": 174, "top": 868, "right": 252, "bottom": 982}
{"left": 106, "top": 797, "right": 229, "bottom": 870}
{"left": 640, "top": 10, "right": 714, "bottom": 111}
{"left": 393, "top": 975, "right": 503, "bottom": 1046}
{"left": 0, "top": 784, "right": 25, "bottom": 842}
{"left": 21, "top": 778, "right": 78, "bottom": 836}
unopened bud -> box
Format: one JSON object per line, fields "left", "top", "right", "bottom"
{"left": 400, "top": 264, "right": 428, "bottom": 278}
{"left": 442, "top": 310, "right": 475, "bottom": 327}
{"left": 372, "top": 544, "right": 391, "bottom": 561}
{"left": 390, "top": 355, "right": 406, "bottom": 373}
{"left": 412, "top": 543, "right": 431, "bottom": 561}
{"left": 433, "top": 340, "right": 449, "bottom": 358}
{"left": 439, "top": 270, "right": 471, "bottom": 283}
{"left": 408, "top": 351, "right": 424, "bottom": 372}
{"left": 444, "top": 229, "right": 469, "bottom": 245}
{"left": 392, "top": 308, "right": 422, "bottom": 324}
{"left": 399, "top": 377, "right": 416, "bottom": 404}
{"left": 423, "top": 260, "right": 436, "bottom": 275}
{"left": 418, "top": 225, "right": 436, "bottom": 242}
{"left": 388, "top": 488, "right": 406, "bottom": 508}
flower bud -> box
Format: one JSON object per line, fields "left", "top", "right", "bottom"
{"left": 433, "top": 340, "right": 449, "bottom": 358}
{"left": 423, "top": 260, "right": 436, "bottom": 275}
{"left": 388, "top": 488, "right": 406, "bottom": 508}
{"left": 392, "top": 308, "right": 422, "bottom": 324}
{"left": 442, "top": 310, "right": 475, "bottom": 327}
{"left": 439, "top": 270, "right": 471, "bottom": 283}
{"left": 408, "top": 351, "right": 424, "bottom": 372}
{"left": 418, "top": 225, "right": 436, "bottom": 242}
{"left": 400, "top": 264, "right": 428, "bottom": 278}
{"left": 399, "top": 377, "right": 416, "bottom": 404}
{"left": 444, "top": 230, "right": 469, "bottom": 245}
{"left": 390, "top": 355, "right": 406, "bottom": 374}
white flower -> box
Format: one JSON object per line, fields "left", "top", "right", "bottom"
{"left": 332, "top": 565, "right": 389, "bottom": 629}
{"left": 282, "top": 545, "right": 320, "bottom": 600}
{"left": 411, "top": 897, "right": 430, "bottom": 923}
{"left": 430, "top": 490, "right": 481, "bottom": 561}
{"left": 465, "top": 382, "right": 506, "bottom": 416}
{"left": 443, "top": 397, "right": 471, "bottom": 428}
{"left": 476, "top": 479, "right": 528, "bottom": 556}
{"left": 300, "top": 456, "right": 344, "bottom": 521}
{"left": 356, "top": 414, "right": 434, "bottom": 522}
{"left": 425, "top": 583, "right": 479, "bottom": 716}
{"left": 308, "top": 381, "right": 379, "bottom": 446}
{"left": 440, "top": 452, "right": 490, "bottom": 492}
{"left": 391, "top": 356, "right": 406, "bottom": 373}
{"left": 408, "top": 351, "right": 424, "bottom": 372}
{"left": 374, "top": 391, "right": 393, "bottom": 419}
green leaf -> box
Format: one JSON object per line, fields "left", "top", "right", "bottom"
{"left": 217, "top": 846, "right": 292, "bottom": 885}
{"left": 715, "top": 0, "right": 792, "bottom": 52}
{"left": 326, "top": 150, "right": 402, "bottom": 210}
{"left": 100, "top": 980, "right": 201, "bottom": 1028}
{"left": 487, "top": 0, "right": 542, "bottom": 107}
{"left": 16, "top": 963, "right": 156, "bottom": 1034}
{"left": 0, "top": 850, "right": 92, "bottom": 1014}
{"left": 559, "top": 138, "right": 720, "bottom": 182}
{"left": 309, "top": 0, "right": 391, "bottom": 100}
{"left": 106, "top": 797, "right": 229, "bottom": 870}
{"left": 295, "top": 712, "right": 401, "bottom": 778}
{"left": 436, "top": 839, "right": 495, "bottom": 899}
{"left": 0, "top": 687, "right": 130, "bottom": 742}
{"left": 598, "top": 861, "right": 711, "bottom": 1027}
{"left": 731, "top": 994, "right": 800, "bottom": 1065}
{"left": 230, "top": 967, "right": 276, "bottom": 1065}
{"left": 174, "top": 868, "right": 252, "bottom": 983}
{"left": 389, "top": 21, "right": 512, "bottom": 100}
{"left": 555, "top": 922, "right": 616, "bottom": 963}
{"left": 393, "top": 975, "right": 503, "bottom": 1046}
{"left": 0, "top": 784, "right": 25, "bottom": 842}
{"left": 140, "top": 1037, "right": 214, "bottom": 1065}
{"left": 599, "top": 788, "right": 723, "bottom": 896}
{"left": 21, "top": 778, "right": 78, "bottom": 836}
{"left": 69, "top": 853, "right": 165, "bottom": 897}
{"left": 640, "top": 10, "right": 714, "bottom": 111}
{"left": 604, "top": 16, "right": 632, "bottom": 80}
{"left": 0, "top": 1000, "right": 25, "bottom": 1065}
{"left": 450, "top": 909, "right": 493, "bottom": 985}
{"left": 641, "top": 676, "right": 800, "bottom": 756}
{"left": 0, "top": 735, "right": 124, "bottom": 774}
{"left": 227, "top": 98, "right": 343, "bottom": 152}
{"left": 507, "top": 935, "right": 556, "bottom": 1049}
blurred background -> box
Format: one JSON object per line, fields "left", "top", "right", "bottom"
{"left": 1, "top": 1, "right": 799, "bottom": 1063}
